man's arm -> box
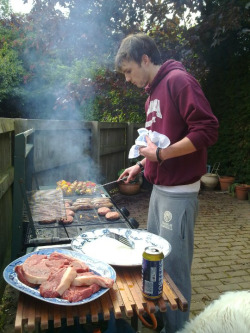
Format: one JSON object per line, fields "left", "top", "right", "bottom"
{"left": 139, "top": 136, "right": 197, "bottom": 162}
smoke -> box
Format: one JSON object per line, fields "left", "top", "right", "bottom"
{"left": 16, "top": 1, "right": 127, "bottom": 184}
{"left": 33, "top": 122, "right": 103, "bottom": 186}
{"left": 19, "top": 0, "right": 124, "bottom": 121}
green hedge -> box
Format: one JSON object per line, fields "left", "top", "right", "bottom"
{"left": 204, "top": 56, "right": 250, "bottom": 183}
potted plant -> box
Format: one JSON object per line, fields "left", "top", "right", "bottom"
{"left": 200, "top": 173, "right": 219, "bottom": 190}
{"left": 219, "top": 176, "right": 235, "bottom": 191}
{"left": 118, "top": 168, "right": 141, "bottom": 195}
{"left": 200, "top": 162, "right": 220, "bottom": 190}
{"left": 229, "top": 182, "right": 250, "bottom": 200}
{"left": 235, "top": 184, "right": 250, "bottom": 200}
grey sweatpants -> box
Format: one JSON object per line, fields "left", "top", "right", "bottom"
{"left": 147, "top": 185, "right": 199, "bottom": 333}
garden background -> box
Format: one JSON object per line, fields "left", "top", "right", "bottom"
{"left": 0, "top": 0, "right": 249, "bottom": 182}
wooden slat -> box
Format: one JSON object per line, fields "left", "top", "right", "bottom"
{"left": 77, "top": 304, "right": 89, "bottom": 324}
{"left": 157, "top": 297, "right": 167, "bottom": 312}
{"left": 108, "top": 284, "right": 123, "bottom": 318}
{"left": 34, "top": 298, "right": 41, "bottom": 324}
{"left": 15, "top": 293, "right": 24, "bottom": 333}
{"left": 26, "top": 296, "right": 36, "bottom": 332}
{"left": 124, "top": 269, "right": 145, "bottom": 315}
{"left": 53, "top": 304, "right": 62, "bottom": 328}
{"left": 14, "top": 268, "right": 188, "bottom": 331}
{"left": 144, "top": 299, "right": 156, "bottom": 314}
{"left": 0, "top": 118, "right": 14, "bottom": 134}
{"left": 129, "top": 268, "right": 150, "bottom": 313}
{"left": 164, "top": 272, "right": 188, "bottom": 312}
{"left": 115, "top": 272, "right": 133, "bottom": 317}
{"left": 90, "top": 299, "right": 100, "bottom": 322}
{"left": 40, "top": 300, "right": 49, "bottom": 330}
{"left": 66, "top": 305, "right": 74, "bottom": 326}
{"left": 47, "top": 303, "right": 55, "bottom": 321}
{"left": 71, "top": 305, "right": 80, "bottom": 321}
{"left": 99, "top": 292, "right": 112, "bottom": 320}
{"left": 163, "top": 280, "right": 178, "bottom": 310}
{"left": 21, "top": 294, "right": 31, "bottom": 331}
{"left": 118, "top": 270, "right": 136, "bottom": 307}
{"left": 0, "top": 167, "right": 14, "bottom": 200}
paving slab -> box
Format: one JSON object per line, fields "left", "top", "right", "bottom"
{"left": 0, "top": 188, "right": 249, "bottom": 332}
{"left": 112, "top": 188, "right": 250, "bottom": 330}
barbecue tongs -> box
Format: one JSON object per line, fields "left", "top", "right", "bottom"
{"left": 88, "top": 231, "right": 135, "bottom": 249}
{"left": 106, "top": 231, "right": 135, "bottom": 249}
{"left": 94, "top": 176, "right": 128, "bottom": 189}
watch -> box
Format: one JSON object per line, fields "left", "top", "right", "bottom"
{"left": 156, "top": 147, "right": 162, "bottom": 163}
{"left": 136, "top": 161, "right": 144, "bottom": 171}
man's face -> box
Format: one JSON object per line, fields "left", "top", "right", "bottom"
{"left": 120, "top": 60, "right": 149, "bottom": 88}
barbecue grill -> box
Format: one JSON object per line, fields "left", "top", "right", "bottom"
{"left": 24, "top": 187, "right": 138, "bottom": 247}
{"left": 11, "top": 129, "right": 139, "bottom": 260}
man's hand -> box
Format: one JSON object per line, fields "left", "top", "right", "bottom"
{"left": 139, "top": 136, "right": 158, "bottom": 162}
{"left": 118, "top": 165, "right": 141, "bottom": 184}
{"left": 139, "top": 136, "right": 197, "bottom": 162}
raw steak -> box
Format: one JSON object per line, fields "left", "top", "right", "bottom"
{"left": 16, "top": 252, "right": 89, "bottom": 286}
{"left": 62, "top": 284, "right": 101, "bottom": 302}
{"left": 39, "top": 266, "right": 77, "bottom": 298}
{"left": 48, "top": 252, "right": 89, "bottom": 272}
{"left": 72, "top": 272, "right": 114, "bottom": 288}
{"left": 21, "top": 254, "right": 54, "bottom": 284}
{"left": 14, "top": 265, "right": 38, "bottom": 288}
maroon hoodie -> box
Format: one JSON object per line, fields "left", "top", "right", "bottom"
{"left": 144, "top": 60, "right": 219, "bottom": 186}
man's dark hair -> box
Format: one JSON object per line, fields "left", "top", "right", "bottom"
{"left": 115, "top": 33, "right": 162, "bottom": 72}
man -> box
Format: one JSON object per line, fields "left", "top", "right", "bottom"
{"left": 115, "top": 33, "right": 219, "bottom": 333}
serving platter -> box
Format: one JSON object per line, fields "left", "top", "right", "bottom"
{"left": 3, "top": 248, "right": 116, "bottom": 306}
{"left": 71, "top": 228, "right": 171, "bottom": 266}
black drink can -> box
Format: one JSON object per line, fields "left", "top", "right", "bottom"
{"left": 142, "top": 246, "right": 164, "bottom": 300}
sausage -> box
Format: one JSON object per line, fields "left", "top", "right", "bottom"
{"left": 64, "top": 199, "right": 73, "bottom": 206}
{"left": 69, "top": 204, "right": 94, "bottom": 211}
{"left": 93, "top": 202, "right": 113, "bottom": 208}
{"left": 39, "top": 219, "right": 57, "bottom": 224}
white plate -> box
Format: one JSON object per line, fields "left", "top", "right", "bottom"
{"left": 3, "top": 248, "right": 116, "bottom": 306}
{"left": 71, "top": 228, "right": 171, "bottom": 266}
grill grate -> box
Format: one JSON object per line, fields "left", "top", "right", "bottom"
{"left": 24, "top": 188, "right": 132, "bottom": 246}
{"left": 23, "top": 189, "right": 65, "bottom": 222}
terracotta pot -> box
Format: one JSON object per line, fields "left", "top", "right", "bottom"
{"left": 235, "top": 184, "right": 250, "bottom": 200}
{"left": 118, "top": 183, "right": 141, "bottom": 195}
{"left": 200, "top": 173, "right": 219, "bottom": 190}
{"left": 219, "top": 176, "right": 235, "bottom": 191}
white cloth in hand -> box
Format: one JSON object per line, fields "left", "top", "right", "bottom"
{"left": 129, "top": 128, "right": 170, "bottom": 159}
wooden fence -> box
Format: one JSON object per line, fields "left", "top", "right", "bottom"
{"left": 0, "top": 118, "right": 143, "bottom": 298}
{"left": 0, "top": 118, "right": 15, "bottom": 298}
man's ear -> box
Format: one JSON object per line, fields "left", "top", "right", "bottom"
{"left": 141, "top": 54, "right": 150, "bottom": 65}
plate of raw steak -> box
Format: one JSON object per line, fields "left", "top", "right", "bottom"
{"left": 3, "top": 248, "right": 116, "bottom": 306}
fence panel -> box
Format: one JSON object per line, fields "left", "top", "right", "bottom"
{"left": 13, "top": 119, "right": 144, "bottom": 185}
{"left": 0, "top": 119, "right": 15, "bottom": 297}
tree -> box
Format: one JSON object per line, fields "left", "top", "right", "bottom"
{"left": 188, "top": 0, "right": 250, "bottom": 181}
{"left": 19, "top": 0, "right": 193, "bottom": 120}
{"left": 0, "top": 0, "right": 11, "bottom": 19}
{"left": 0, "top": 12, "right": 27, "bottom": 116}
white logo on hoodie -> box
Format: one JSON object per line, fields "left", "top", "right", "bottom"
{"left": 146, "top": 99, "right": 162, "bottom": 127}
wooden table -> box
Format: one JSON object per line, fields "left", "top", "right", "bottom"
{"left": 15, "top": 267, "right": 188, "bottom": 332}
